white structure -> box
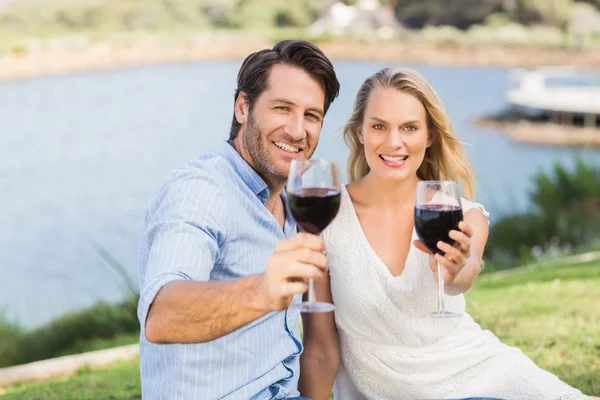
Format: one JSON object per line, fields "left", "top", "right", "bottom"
{"left": 310, "top": 0, "right": 399, "bottom": 38}
{"left": 507, "top": 67, "right": 600, "bottom": 127}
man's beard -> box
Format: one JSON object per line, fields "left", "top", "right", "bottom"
{"left": 243, "top": 112, "right": 288, "bottom": 186}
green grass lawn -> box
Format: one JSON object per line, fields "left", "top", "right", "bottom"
{"left": 2, "top": 259, "right": 599, "bottom": 399}
{"left": 467, "top": 260, "right": 600, "bottom": 396}
{"left": 0, "top": 360, "right": 141, "bottom": 400}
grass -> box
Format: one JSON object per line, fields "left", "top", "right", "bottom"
{"left": 0, "top": 361, "right": 141, "bottom": 400}
{"left": 56, "top": 332, "right": 140, "bottom": 358}
{"left": 467, "top": 258, "right": 600, "bottom": 396}
{"left": 2, "top": 259, "right": 599, "bottom": 398}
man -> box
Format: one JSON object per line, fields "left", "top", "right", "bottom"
{"left": 137, "top": 40, "right": 340, "bottom": 399}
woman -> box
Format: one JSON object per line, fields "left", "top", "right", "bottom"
{"left": 298, "top": 67, "right": 589, "bottom": 400}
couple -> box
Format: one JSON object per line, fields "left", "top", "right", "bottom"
{"left": 137, "top": 40, "right": 589, "bottom": 399}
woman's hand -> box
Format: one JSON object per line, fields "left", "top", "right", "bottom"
{"left": 414, "top": 221, "right": 474, "bottom": 286}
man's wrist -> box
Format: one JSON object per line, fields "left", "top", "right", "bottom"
{"left": 244, "top": 274, "right": 271, "bottom": 313}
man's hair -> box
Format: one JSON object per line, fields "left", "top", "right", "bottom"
{"left": 228, "top": 40, "right": 340, "bottom": 141}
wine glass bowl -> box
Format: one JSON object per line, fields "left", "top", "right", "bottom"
{"left": 414, "top": 180, "right": 464, "bottom": 318}
{"left": 286, "top": 159, "right": 341, "bottom": 313}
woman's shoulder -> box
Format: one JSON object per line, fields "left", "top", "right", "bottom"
{"left": 460, "top": 197, "right": 490, "bottom": 221}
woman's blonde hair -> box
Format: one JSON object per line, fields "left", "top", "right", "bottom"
{"left": 343, "top": 67, "right": 475, "bottom": 199}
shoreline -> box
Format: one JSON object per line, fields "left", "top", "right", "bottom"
{"left": 2, "top": 38, "right": 599, "bottom": 149}
{"left": 1, "top": 39, "right": 600, "bottom": 82}
{"left": 473, "top": 117, "right": 600, "bottom": 148}
{"left": 0, "top": 344, "right": 139, "bottom": 389}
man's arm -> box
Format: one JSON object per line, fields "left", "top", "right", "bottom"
{"left": 143, "top": 233, "right": 328, "bottom": 344}
{"left": 139, "top": 171, "right": 328, "bottom": 344}
{"left": 145, "top": 276, "right": 266, "bottom": 343}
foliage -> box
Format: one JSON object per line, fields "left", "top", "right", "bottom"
{"left": 486, "top": 159, "right": 600, "bottom": 268}
{"left": 0, "top": 297, "right": 139, "bottom": 367}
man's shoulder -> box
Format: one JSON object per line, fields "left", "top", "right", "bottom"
{"left": 146, "top": 151, "right": 239, "bottom": 210}
{"left": 162, "top": 151, "right": 237, "bottom": 191}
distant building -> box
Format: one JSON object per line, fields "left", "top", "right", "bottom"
{"left": 570, "top": 3, "right": 600, "bottom": 50}
{"left": 310, "top": 0, "right": 401, "bottom": 39}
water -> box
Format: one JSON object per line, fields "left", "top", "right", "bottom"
{"left": 0, "top": 61, "right": 597, "bottom": 329}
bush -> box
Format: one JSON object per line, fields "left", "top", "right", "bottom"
{"left": 12, "top": 297, "right": 139, "bottom": 366}
{"left": 392, "top": 0, "right": 505, "bottom": 30}
{"left": 486, "top": 159, "right": 600, "bottom": 268}
{"left": 0, "top": 320, "right": 21, "bottom": 368}
{"left": 228, "top": 0, "right": 313, "bottom": 30}
{"left": 513, "top": 0, "right": 573, "bottom": 30}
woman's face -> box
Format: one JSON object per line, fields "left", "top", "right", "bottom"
{"left": 358, "top": 86, "right": 432, "bottom": 182}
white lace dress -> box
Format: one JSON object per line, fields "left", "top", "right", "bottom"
{"left": 322, "top": 186, "right": 585, "bottom": 400}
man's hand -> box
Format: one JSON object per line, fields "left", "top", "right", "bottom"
{"left": 258, "top": 232, "right": 328, "bottom": 311}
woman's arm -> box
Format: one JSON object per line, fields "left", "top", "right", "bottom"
{"left": 298, "top": 272, "right": 340, "bottom": 400}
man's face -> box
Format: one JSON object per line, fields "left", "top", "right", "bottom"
{"left": 235, "top": 63, "right": 326, "bottom": 186}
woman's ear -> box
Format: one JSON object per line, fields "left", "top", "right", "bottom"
{"left": 426, "top": 132, "right": 434, "bottom": 148}
{"left": 234, "top": 91, "right": 249, "bottom": 125}
{"left": 357, "top": 126, "right": 364, "bottom": 144}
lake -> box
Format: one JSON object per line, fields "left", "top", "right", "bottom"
{"left": 0, "top": 61, "right": 597, "bottom": 328}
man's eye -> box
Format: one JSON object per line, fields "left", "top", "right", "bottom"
{"left": 306, "top": 113, "right": 321, "bottom": 122}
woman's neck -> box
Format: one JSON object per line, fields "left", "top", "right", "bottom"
{"left": 356, "top": 173, "right": 420, "bottom": 209}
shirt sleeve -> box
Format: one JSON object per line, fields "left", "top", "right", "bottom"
{"left": 137, "top": 168, "right": 228, "bottom": 332}
{"left": 460, "top": 197, "right": 490, "bottom": 224}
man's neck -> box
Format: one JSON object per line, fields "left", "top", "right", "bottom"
{"left": 230, "top": 137, "right": 286, "bottom": 215}
{"left": 264, "top": 190, "right": 284, "bottom": 215}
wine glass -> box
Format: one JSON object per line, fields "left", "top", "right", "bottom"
{"left": 414, "top": 180, "right": 464, "bottom": 318}
{"left": 287, "top": 159, "right": 341, "bottom": 313}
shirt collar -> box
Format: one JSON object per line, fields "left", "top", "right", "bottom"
{"left": 218, "top": 141, "right": 270, "bottom": 202}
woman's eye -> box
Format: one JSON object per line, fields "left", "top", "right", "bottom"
{"left": 404, "top": 125, "right": 418, "bottom": 131}
{"left": 373, "top": 124, "right": 385, "bottom": 130}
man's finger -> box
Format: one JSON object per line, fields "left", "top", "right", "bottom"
{"left": 274, "top": 232, "right": 325, "bottom": 253}
{"left": 282, "top": 261, "right": 324, "bottom": 281}
{"left": 292, "top": 248, "right": 328, "bottom": 271}
{"left": 269, "top": 248, "right": 328, "bottom": 275}
{"left": 278, "top": 281, "right": 309, "bottom": 298}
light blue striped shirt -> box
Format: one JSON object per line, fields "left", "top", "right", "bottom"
{"left": 137, "top": 141, "right": 303, "bottom": 399}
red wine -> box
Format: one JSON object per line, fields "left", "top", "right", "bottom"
{"left": 287, "top": 188, "right": 341, "bottom": 234}
{"left": 414, "top": 204, "right": 463, "bottom": 254}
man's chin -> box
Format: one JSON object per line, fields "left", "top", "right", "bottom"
{"left": 265, "top": 153, "right": 310, "bottom": 183}
{"left": 258, "top": 162, "right": 289, "bottom": 186}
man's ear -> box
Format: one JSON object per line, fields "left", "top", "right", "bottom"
{"left": 234, "top": 91, "right": 249, "bottom": 125}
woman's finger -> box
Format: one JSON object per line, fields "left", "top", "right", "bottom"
{"left": 413, "top": 239, "right": 433, "bottom": 255}
{"left": 448, "top": 230, "right": 470, "bottom": 254}
{"left": 458, "top": 221, "right": 473, "bottom": 238}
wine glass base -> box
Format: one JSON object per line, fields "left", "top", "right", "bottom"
{"left": 291, "top": 301, "right": 335, "bottom": 313}
{"left": 430, "top": 310, "right": 462, "bottom": 318}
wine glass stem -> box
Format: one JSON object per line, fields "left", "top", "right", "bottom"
{"left": 437, "top": 263, "right": 445, "bottom": 312}
{"left": 307, "top": 278, "right": 316, "bottom": 303}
